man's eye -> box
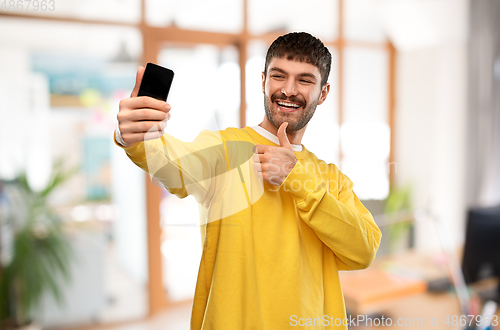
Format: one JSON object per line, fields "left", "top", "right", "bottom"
{"left": 300, "top": 80, "right": 313, "bottom": 84}
{"left": 272, "top": 75, "right": 284, "bottom": 79}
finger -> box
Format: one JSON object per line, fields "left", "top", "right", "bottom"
{"left": 155, "top": 119, "right": 168, "bottom": 133}
{"left": 252, "top": 154, "right": 265, "bottom": 163}
{"left": 252, "top": 162, "right": 262, "bottom": 172}
{"left": 127, "top": 108, "right": 169, "bottom": 122}
{"left": 144, "top": 126, "right": 164, "bottom": 141}
{"left": 253, "top": 144, "right": 269, "bottom": 154}
{"left": 277, "top": 122, "right": 293, "bottom": 150}
{"left": 120, "top": 121, "right": 166, "bottom": 134}
{"left": 126, "top": 97, "right": 169, "bottom": 113}
{"left": 160, "top": 117, "right": 169, "bottom": 130}
{"left": 253, "top": 154, "right": 272, "bottom": 164}
{"left": 130, "top": 66, "right": 145, "bottom": 98}
{"left": 123, "top": 129, "right": 164, "bottom": 144}
{"left": 155, "top": 121, "right": 166, "bottom": 133}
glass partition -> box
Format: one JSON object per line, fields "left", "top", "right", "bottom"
{"left": 0, "top": 18, "right": 148, "bottom": 326}
{"left": 157, "top": 43, "right": 240, "bottom": 301}
{"left": 341, "top": 47, "right": 390, "bottom": 200}
{"left": 300, "top": 47, "right": 340, "bottom": 166}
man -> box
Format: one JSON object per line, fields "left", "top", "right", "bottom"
{"left": 115, "top": 32, "right": 381, "bottom": 329}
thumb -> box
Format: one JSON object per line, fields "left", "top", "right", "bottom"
{"left": 130, "top": 66, "right": 145, "bottom": 98}
{"left": 277, "top": 122, "right": 293, "bottom": 150}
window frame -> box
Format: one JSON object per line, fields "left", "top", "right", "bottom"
{"left": 0, "top": 0, "right": 396, "bottom": 315}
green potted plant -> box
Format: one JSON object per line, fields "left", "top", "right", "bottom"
{"left": 384, "top": 184, "right": 413, "bottom": 253}
{"left": 0, "top": 161, "right": 76, "bottom": 329}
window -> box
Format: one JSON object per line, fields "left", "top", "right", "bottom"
{"left": 1, "top": 0, "right": 395, "bottom": 317}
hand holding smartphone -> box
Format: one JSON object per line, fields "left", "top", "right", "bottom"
{"left": 116, "top": 64, "right": 174, "bottom": 146}
{"left": 138, "top": 62, "right": 175, "bottom": 101}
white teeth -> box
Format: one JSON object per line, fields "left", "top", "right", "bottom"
{"left": 277, "top": 101, "right": 300, "bottom": 108}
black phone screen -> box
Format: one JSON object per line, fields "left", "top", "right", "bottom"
{"left": 137, "top": 63, "right": 174, "bottom": 101}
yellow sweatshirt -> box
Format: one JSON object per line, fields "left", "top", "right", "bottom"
{"left": 117, "top": 126, "right": 382, "bottom": 329}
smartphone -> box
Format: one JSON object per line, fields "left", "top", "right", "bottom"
{"left": 138, "top": 62, "right": 174, "bottom": 101}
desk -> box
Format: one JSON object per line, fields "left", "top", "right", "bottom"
{"left": 340, "top": 250, "right": 449, "bottom": 315}
{"left": 353, "top": 292, "right": 462, "bottom": 329}
{"left": 339, "top": 250, "right": 498, "bottom": 329}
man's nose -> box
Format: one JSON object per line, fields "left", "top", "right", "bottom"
{"left": 282, "top": 80, "right": 298, "bottom": 97}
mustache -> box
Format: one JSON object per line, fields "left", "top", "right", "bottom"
{"left": 270, "top": 92, "right": 306, "bottom": 107}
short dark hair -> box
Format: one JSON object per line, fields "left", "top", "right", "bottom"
{"left": 264, "top": 32, "right": 332, "bottom": 86}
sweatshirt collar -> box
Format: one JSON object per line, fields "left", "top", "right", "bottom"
{"left": 251, "top": 125, "right": 303, "bottom": 152}
{"left": 245, "top": 126, "right": 309, "bottom": 160}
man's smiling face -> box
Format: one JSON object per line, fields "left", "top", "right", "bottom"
{"left": 262, "top": 57, "right": 329, "bottom": 133}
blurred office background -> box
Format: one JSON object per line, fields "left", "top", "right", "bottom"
{"left": 0, "top": 0, "right": 499, "bottom": 329}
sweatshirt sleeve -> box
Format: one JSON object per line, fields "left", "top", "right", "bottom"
{"left": 280, "top": 161, "right": 382, "bottom": 271}
{"left": 113, "top": 130, "right": 228, "bottom": 207}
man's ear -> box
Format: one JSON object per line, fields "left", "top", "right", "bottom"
{"left": 261, "top": 71, "right": 266, "bottom": 94}
{"left": 318, "top": 83, "right": 330, "bottom": 105}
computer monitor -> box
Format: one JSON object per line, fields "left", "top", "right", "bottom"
{"left": 461, "top": 205, "right": 500, "bottom": 302}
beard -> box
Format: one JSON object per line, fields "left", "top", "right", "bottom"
{"left": 263, "top": 91, "right": 320, "bottom": 133}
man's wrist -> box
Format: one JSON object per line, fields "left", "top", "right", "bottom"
{"left": 115, "top": 121, "right": 133, "bottom": 147}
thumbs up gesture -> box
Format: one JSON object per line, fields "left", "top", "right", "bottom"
{"left": 252, "top": 122, "right": 298, "bottom": 186}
